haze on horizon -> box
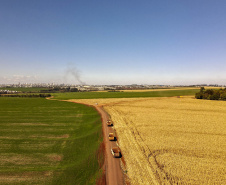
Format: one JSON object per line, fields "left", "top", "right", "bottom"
{"left": 0, "top": 0, "right": 226, "bottom": 85}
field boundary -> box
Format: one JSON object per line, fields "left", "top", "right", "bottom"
{"left": 66, "top": 100, "right": 125, "bottom": 185}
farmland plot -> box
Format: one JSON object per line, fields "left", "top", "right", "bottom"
{"left": 73, "top": 97, "right": 226, "bottom": 184}
{"left": 0, "top": 97, "right": 103, "bottom": 185}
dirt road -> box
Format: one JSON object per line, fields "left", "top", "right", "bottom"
{"left": 95, "top": 105, "right": 124, "bottom": 185}
{"left": 67, "top": 100, "right": 124, "bottom": 185}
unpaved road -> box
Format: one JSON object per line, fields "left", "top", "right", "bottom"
{"left": 95, "top": 105, "right": 124, "bottom": 185}
{"left": 67, "top": 100, "right": 124, "bottom": 185}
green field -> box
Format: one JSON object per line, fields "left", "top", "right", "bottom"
{"left": 53, "top": 89, "right": 200, "bottom": 100}
{"left": 0, "top": 97, "right": 103, "bottom": 184}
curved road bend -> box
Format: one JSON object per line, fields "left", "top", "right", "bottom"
{"left": 95, "top": 106, "right": 124, "bottom": 185}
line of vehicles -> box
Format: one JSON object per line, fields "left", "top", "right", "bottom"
{"left": 107, "top": 120, "right": 121, "bottom": 158}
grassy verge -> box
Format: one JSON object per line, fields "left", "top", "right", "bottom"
{"left": 53, "top": 89, "right": 200, "bottom": 100}
{"left": 0, "top": 97, "right": 103, "bottom": 184}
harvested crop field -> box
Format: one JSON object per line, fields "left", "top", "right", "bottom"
{"left": 71, "top": 96, "right": 226, "bottom": 184}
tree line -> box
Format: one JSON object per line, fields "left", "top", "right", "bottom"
{"left": 0, "top": 94, "right": 51, "bottom": 98}
{"left": 40, "top": 87, "right": 78, "bottom": 93}
{"left": 195, "top": 87, "right": 226, "bottom": 100}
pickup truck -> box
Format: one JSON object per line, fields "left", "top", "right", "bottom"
{"left": 111, "top": 147, "right": 121, "bottom": 158}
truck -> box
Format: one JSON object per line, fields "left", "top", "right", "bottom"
{"left": 107, "top": 120, "right": 113, "bottom": 126}
{"left": 108, "top": 133, "right": 115, "bottom": 141}
{"left": 111, "top": 147, "right": 121, "bottom": 158}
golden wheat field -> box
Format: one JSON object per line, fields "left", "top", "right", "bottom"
{"left": 70, "top": 96, "right": 226, "bottom": 185}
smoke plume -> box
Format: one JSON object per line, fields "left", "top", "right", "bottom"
{"left": 65, "top": 66, "right": 86, "bottom": 85}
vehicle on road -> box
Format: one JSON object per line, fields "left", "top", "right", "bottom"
{"left": 111, "top": 147, "right": 121, "bottom": 158}
{"left": 107, "top": 120, "right": 113, "bottom": 126}
{"left": 108, "top": 133, "right": 115, "bottom": 141}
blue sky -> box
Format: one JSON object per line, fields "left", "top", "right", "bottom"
{"left": 0, "top": 0, "right": 226, "bottom": 85}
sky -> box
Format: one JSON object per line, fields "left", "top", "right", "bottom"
{"left": 0, "top": 0, "right": 226, "bottom": 85}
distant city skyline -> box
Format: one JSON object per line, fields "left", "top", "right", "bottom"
{"left": 1, "top": 1, "right": 226, "bottom": 85}
{"left": 1, "top": 82, "right": 224, "bottom": 89}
